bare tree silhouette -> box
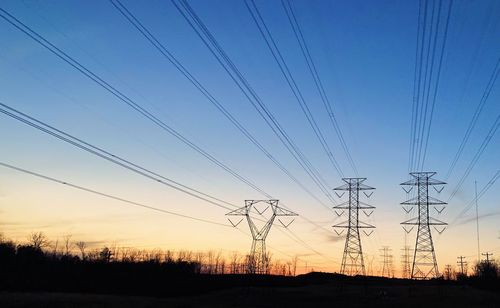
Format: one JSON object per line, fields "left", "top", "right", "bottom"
{"left": 28, "top": 232, "right": 50, "bottom": 249}
{"left": 75, "top": 241, "right": 87, "bottom": 260}
{"left": 63, "top": 234, "right": 73, "bottom": 256}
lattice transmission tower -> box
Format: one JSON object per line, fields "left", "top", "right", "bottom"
{"left": 401, "top": 172, "right": 447, "bottom": 279}
{"left": 226, "top": 200, "right": 297, "bottom": 274}
{"left": 380, "top": 246, "right": 393, "bottom": 277}
{"left": 333, "top": 178, "right": 375, "bottom": 276}
{"left": 401, "top": 246, "right": 412, "bottom": 279}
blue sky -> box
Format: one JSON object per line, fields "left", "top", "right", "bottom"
{"left": 0, "top": 0, "right": 499, "bottom": 273}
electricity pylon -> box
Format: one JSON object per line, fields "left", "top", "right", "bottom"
{"left": 333, "top": 178, "right": 375, "bottom": 276}
{"left": 401, "top": 246, "right": 412, "bottom": 279}
{"left": 226, "top": 200, "right": 297, "bottom": 274}
{"left": 380, "top": 246, "right": 393, "bottom": 277}
{"left": 401, "top": 172, "right": 447, "bottom": 279}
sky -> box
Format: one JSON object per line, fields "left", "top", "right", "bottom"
{"left": 0, "top": 0, "right": 499, "bottom": 276}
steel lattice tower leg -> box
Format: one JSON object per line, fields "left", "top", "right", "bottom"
{"left": 227, "top": 200, "right": 297, "bottom": 275}
{"left": 333, "top": 178, "right": 375, "bottom": 276}
{"left": 401, "top": 172, "right": 447, "bottom": 279}
{"left": 250, "top": 239, "right": 266, "bottom": 274}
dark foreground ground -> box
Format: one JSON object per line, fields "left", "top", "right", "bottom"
{"left": 1, "top": 273, "right": 499, "bottom": 308}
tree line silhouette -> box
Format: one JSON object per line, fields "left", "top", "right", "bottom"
{"left": 0, "top": 232, "right": 305, "bottom": 297}
{"left": 0, "top": 232, "right": 498, "bottom": 297}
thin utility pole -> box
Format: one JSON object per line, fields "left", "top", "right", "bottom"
{"left": 482, "top": 252, "right": 493, "bottom": 264}
{"left": 457, "top": 256, "right": 467, "bottom": 276}
{"left": 475, "top": 180, "right": 480, "bottom": 263}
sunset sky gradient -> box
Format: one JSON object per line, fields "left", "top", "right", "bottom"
{"left": 1, "top": 0, "right": 499, "bottom": 275}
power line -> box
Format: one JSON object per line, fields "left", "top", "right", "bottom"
{"left": 408, "top": 0, "right": 425, "bottom": 174}
{"left": 409, "top": 0, "right": 453, "bottom": 172}
{"left": 0, "top": 102, "right": 235, "bottom": 211}
{"left": 245, "top": 0, "right": 344, "bottom": 178}
{"left": 236, "top": 227, "right": 294, "bottom": 259}
{"left": 168, "top": 0, "right": 348, "bottom": 238}
{"left": 0, "top": 162, "right": 230, "bottom": 227}
{"left": 450, "top": 170, "right": 500, "bottom": 225}
{"left": 280, "top": 0, "right": 358, "bottom": 176}
{"left": 280, "top": 227, "right": 336, "bottom": 263}
{"left": 414, "top": 0, "right": 439, "bottom": 171}
{"left": 419, "top": 0, "right": 453, "bottom": 168}
{"left": 169, "top": 0, "right": 337, "bottom": 208}
{"left": 109, "top": 0, "right": 333, "bottom": 210}
{"left": 1, "top": 160, "right": 337, "bottom": 262}
{"left": 1, "top": 6, "right": 335, "bottom": 239}
{"left": 445, "top": 56, "right": 500, "bottom": 180}
{"left": 447, "top": 115, "right": 500, "bottom": 201}
{"left": 0, "top": 102, "right": 300, "bottom": 230}
{"left": 410, "top": 0, "right": 432, "bottom": 173}
{"left": 0, "top": 7, "right": 271, "bottom": 201}
{"left": 2, "top": 101, "right": 341, "bottom": 259}
{"left": 235, "top": 206, "right": 338, "bottom": 264}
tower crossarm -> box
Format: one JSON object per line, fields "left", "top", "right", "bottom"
{"left": 333, "top": 201, "right": 375, "bottom": 209}
{"left": 273, "top": 206, "right": 298, "bottom": 217}
{"left": 401, "top": 196, "right": 447, "bottom": 205}
{"left": 333, "top": 221, "right": 375, "bottom": 229}
{"left": 401, "top": 172, "right": 446, "bottom": 186}
{"left": 401, "top": 217, "right": 447, "bottom": 226}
